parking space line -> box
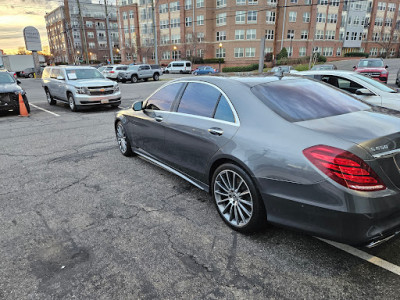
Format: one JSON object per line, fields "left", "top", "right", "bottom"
{"left": 318, "top": 238, "right": 400, "bottom": 276}
{"left": 30, "top": 104, "right": 60, "bottom": 117}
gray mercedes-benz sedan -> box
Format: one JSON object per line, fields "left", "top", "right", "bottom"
{"left": 114, "top": 75, "right": 400, "bottom": 247}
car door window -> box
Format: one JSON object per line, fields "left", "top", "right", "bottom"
{"left": 214, "top": 95, "right": 235, "bottom": 123}
{"left": 50, "top": 69, "right": 59, "bottom": 79}
{"left": 177, "top": 83, "right": 220, "bottom": 118}
{"left": 336, "top": 77, "right": 363, "bottom": 94}
{"left": 144, "top": 82, "right": 184, "bottom": 111}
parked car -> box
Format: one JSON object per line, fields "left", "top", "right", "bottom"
{"left": 353, "top": 58, "right": 388, "bottom": 83}
{"left": 41, "top": 66, "right": 121, "bottom": 112}
{"left": 115, "top": 75, "right": 400, "bottom": 247}
{"left": 21, "top": 67, "right": 35, "bottom": 78}
{"left": 117, "top": 64, "right": 161, "bottom": 83}
{"left": 192, "top": 66, "right": 217, "bottom": 75}
{"left": 103, "top": 65, "right": 128, "bottom": 80}
{"left": 269, "top": 66, "right": 294, "bottom": 73}
{"left": 0, "top": 70, "right": 30, "bottom": 113}
{"left": 311, "top": 64, "right": 337, "bottom": 70}
{"left": 299, "top": 70, "right": 400, "bottom": 111}
{"left": 164, "top": 61, "right": 192, "bottom": 74}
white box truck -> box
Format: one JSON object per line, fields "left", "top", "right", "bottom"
{"left": 1, "top": 55, "right": 38, "bottom": 76}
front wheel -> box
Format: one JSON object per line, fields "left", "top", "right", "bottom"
{"left": 68, "top": 93, "right": 78, "bottom": 112}
{"left": 131, "top": 75, "right": 138, "bottom": 83}
{"left": 153, "top": 73, "right": 159, "bottom": 81}
{"left": 46, "top": 89, "right": 56, "bottom": 105}
{"left": 115, "top": 121, "right": 133, "bottom": 156}
{"left": 212, "top": 163, "right": 267, "bottom": 233}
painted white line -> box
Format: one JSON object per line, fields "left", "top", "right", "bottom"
{"left": 30, "top": 104, "right": 60, "bottom": 117}
{"left": 318, "top": 238, "right": 400, "bottom": 276}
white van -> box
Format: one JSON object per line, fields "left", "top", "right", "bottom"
{"left": 164, "top": 61, "right": 192, "bottom": 74}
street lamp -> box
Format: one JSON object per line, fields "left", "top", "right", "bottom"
{"left": 173, "top": 46, "right": 177, "bottom": 60}
{"left": 218, "top": 43, "right": 222, "bottom": 72}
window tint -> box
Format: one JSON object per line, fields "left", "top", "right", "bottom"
{"left": 178, "top": 83, "right": 220, "bottom": 117}
{"left": 186, "top": 62, "right": 191, "bottom": 67}
{"left": 214, "top": 95, "right": 235, "bottom": 122}
{"left": 145, "top": 83, "right": 184, "bottom": 111}
{"left": 252, "top": 79, "right": 370, "bottom": 122}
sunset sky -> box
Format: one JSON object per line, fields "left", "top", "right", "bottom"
{"left": 0, "top": 0, "right": 63, "bottom": 54}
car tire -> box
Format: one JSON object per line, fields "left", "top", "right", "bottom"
{"left": 28, "top": 73, "right": 34, "bottom": 78}
{"left": 180, "top": 70, "right": 183, "bottom": 74}
{"left": 153, "top": 73, "right": 159, "bottom": 81}
{"left": 121, "top": 79, "right": 126, "bottom": 83}
{"left": 45, "top": 89, "right": 56, "bottom": 105}
{"left": 193, "top": 72, "right": 198, "bottom": 76}
{"left": 68, "top": 93, "right": 78, "bottom": 112}
{"left": 212, "top": 163, "right": 267, "bottom": 233}
{"left": 23, "top": 95, "right": 30, "bottom": 113}
{"left": 144, "top": 78, "right": 148, "bottom": 82}
{"left": 115, "top": 121, "right": 134, "bottom": 157}
{"left": 131, "top": 75, "right": 138, "bottom": 83}
{"left": 397, "top": 79, "right": 400, "bottom": 87}
{"left": 165, "top": 70, "right": 169, "bottom": 74}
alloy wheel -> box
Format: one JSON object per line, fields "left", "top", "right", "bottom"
{"left": 116, "top": 123, "right": 128, "bottom": 153}
{"left": 214, "top": 170, "right": 253, "bottom": 227}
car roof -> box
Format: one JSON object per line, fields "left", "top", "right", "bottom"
{"left": 298, "top": 70, "right": 356, "bottom": 76}
{"left": 46, "top": 65, "right": 97, "bottom": 70}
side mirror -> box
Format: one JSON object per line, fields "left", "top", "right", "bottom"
{"left": 16, "top": 79, "right": 21, "bottom": 85}
{"left": 385, "top": 65, "right": 389, "bottom": 69}
{"left": 132, "top": 101, "right": 143, "bottom": 111}
{"left": 57, "top": 75, "right": 64, "bottom": 80}
{"left": 356, "top": 88, "right": 374, "bottom": 96}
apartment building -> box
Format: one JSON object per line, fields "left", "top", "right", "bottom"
{"left": 45, "top": 0, "right": 120, "bottom": 64}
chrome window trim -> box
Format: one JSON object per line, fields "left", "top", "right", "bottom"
{"left": 372, "top": 148, "right": 400, "bottom": 159}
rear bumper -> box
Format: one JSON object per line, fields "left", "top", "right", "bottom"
{"left": 257, "top": 177, "right": 400, "bottom": 246}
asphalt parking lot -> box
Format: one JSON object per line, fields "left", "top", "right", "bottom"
{"left": 1, "top": 66, "right": 400, "bottom": 299}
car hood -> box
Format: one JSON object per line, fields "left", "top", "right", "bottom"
{"left": 68, "top": 79, "right": 116, "bottom": 87}
{"left": 296, "top": 110, "right": 400, "bottom": 156}
{"left": 0, "top": 83, "right": 22, "bottom": 93}
{"left": 355, "top": 67, "right": 386, "bottom": 72}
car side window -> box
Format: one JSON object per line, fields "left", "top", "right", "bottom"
{"left": 214, "top": 95, "right": 235, "bottom": 123}
{"left": 50, "top": 68, "right": 59, "bottom": 79}
{"left": 144, "top": 83, "right": 184, "bottom": 111}
{"left": 177, "top": 83, "right": 220, "bottom": 118}
{"left": 336, "top": 77, "right": 363, "bottom": 94}
{"left": 42, "top": 68, "right": 51, "bottom": 78}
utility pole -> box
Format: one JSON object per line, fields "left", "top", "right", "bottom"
{"left": 105, "top": 0, "right": 114, "bottom": 64}
{"left": 76, "top": 0, "right": 89, "bottom": 64}
{"left": 258, "top": 34, "right": 266, "bottom": 73}
{"left": 151, "top": 0, "right": 158, "bottom": 64}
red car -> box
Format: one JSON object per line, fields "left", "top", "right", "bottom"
{"left": 353, "top": 58, "right": 388, "bottom": 83}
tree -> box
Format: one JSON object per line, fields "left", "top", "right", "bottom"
{"left": 276, "top": 48, "right": 288, "bottom": 60}
{"left": 17, "top": 47, "right": 28, "bottom": 55}
{"left": 375, "top": 23, "right": 400, "bottom": 58}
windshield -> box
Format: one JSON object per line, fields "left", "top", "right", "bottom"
{"left": 0, "top": 72, "right": 15, "bottom": 84}
{"left": 66, "top": 69, "right": 104, "bottom": 80}
{"left": 252, "top": 79, "right": 370, "bottom": 122}
{"left": 353, "top": 73, "right": 397, "bottom": 93}
{"left": 358, "top": 60, "right": 384, "bottom": 68}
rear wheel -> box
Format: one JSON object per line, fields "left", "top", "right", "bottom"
{"left": 68, "top": 93, "right": 78, "bottom": 112}
{"left": 28, "top": 73, "right": 34, "bottom": 78}
{"left": 212, "top": 163, "right": 267, "bottom": 233}
{"left": 115, "top": 121, "right": 133, "bottom": 156}
{"left": 131, "top": 75, "right": 138, "bottom": 83}
{"left": 180, "top": 70, "right": 183, "bottom": 74}
{"left": 153, "top": 73, "right": 160, "bottom": 81}
{"left": 45, "top": 89, "right": 56, "bottom": 105}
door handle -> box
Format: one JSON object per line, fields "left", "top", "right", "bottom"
{"left": 155, "top": 116, "right": 163, "bottom": 122}
{"left": 208, "top": 127, "right": 223, "bottom": 136}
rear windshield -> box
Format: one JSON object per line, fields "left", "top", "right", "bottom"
{"left": 251, "top": 79, "right": 370, "bottom": 122}
{"left": 66, "top": 69, "right": 104, "bottom": 80}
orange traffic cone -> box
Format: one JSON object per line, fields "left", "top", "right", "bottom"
{"left": 18, "top": 93, "right": 29, "bottom": 117}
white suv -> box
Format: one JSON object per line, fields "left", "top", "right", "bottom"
{"left": 41, "top": 66, "right": 121, "bottom": 112}
{"left": 102, "top": 65, "right": 128, "bottom": 80}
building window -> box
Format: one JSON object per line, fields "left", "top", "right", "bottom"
{"left": 129, "top": 10, "right": 134, "bottom": 19}
{"left": 185, "top": 17, "right": 192, "bottom": 27}
{"left": 197, "top": 15, "right": 204, "bottom": 25}
{"left": 318, "top": 0, "right": 328, "bottom": 4}
{"left": 197, "top": 49, "right": 204, "bottom": 57}
{"left": 375, "top": 18, "right": 383, "bottom": 26}
{"left": 246, "top": 29, "right": 256, "bottom": 40}
{"left": 217, "top": 13, "right": 227, "bottom": 26}
{"left": 377, "top": 2, "right": 386, "bottom": 11}
{"left": 247, "top": 11, "right": 257, "bottom": 23}
{"left": 301, "top": 30, "right": 308, "bottom": 39}
{"left": 388, "top": 3, "right": 396, "bottom": 11}
{"left": 88, "top": 32, "right": 94, "bottom": 38}
{"left": 370, "top": 47, "right": 377, "bottom": 56}
{"left": 216, "top": 31, "right": 226, "bottom": 41}
{"left": 159, "top": 4, "right": 168, "bottom": 13}
{"left": 171, "top": 34, "right": 181, "bottom": 43}
{"left": 299, "top": 47, "right": 306, "bottom": 56}
{"left": 268, "top": 0, "right": 277, "bottom": 5}
{"left": 248, "top": 0, "right": 258, "bottom": 4}
{"left": 162, "top": 51, "right": 171, "bottom": 59}
{"left": 216, "top": 47, "right": 226, "bottom": 58}
{"left": 170, "top": 18, "right": 180, "bottom": 28}
{"left": 323, "top": 47, "right": 333, "bottom": 57}
{"left": 234, "top": 48, "right": 244, "bottom": 58}
{"left": 89, "top": 42, "right": 95, "bottom": 49}
{"left": 317, "top": 13, "right": 326, "bottom": 23}
{"left": 336, "top": 47, "right": 341, "bottom": 56}
{"left": 217, "top": 0, "right": 227, "bottom": 8}
{"left": 325, "top": 30, "right": 335, "bottom": 40}
{"left": 172, "top": 50, "right": 181, "bottom": 60}
{"left": 196, "top": 0, "right": 204, "bottom": 7}
{"left": 315, "top": 30, "right": 324, "bottom": 39}
{"left": 266, "top": 11, "right": 276, "bottom": 24}
{"left": 170, "top": 1, "right": 180, "bottom": 12}
{"left": 385, "top": 18, "right": 393, "bottom": 27}
{"left": 86, "top": 21, "right": 93, "bottom": 28}
{"left": 304, "top": 0, "right": 311, "bottom": 4}
{"left": 245, "top": 48, "right": 255, "bottom": 57}
{"left": 186, "top": 49, "right": 191, "bottom": 57}
{"left": 351, "top": 32, "right": 357, "bottom": 40}
{"left": 236, "top": 0, "right": 246, "bottom": 5}
{"left": 328, "top": 14, "right": 337, "bottom": 23}
{"left": 330, "top": 0, "right": 339, "bottom": 6}
{"left": 197, "top": 32, "right": 205, "bottom": 42}
{"left": 235, "top": 29, "right": 245, "bottom": 40}
{"left": 353, "top": 16, "right": 360, "bottom": 25}
{"left": 289, "top": 11, "right": 297, "bottom": 22}
{"left": 185, "top": 33, "right": 193, "bottom": 42}
{"left": 287, "top": 29, "right": 294, "bottom": 39}
{"left": 303, "top": 12, "right": 310, "bottom": 23}
{"left": 236, "top": 11, "right": 246, "bottom": 24}
{"left": 266, "top": 29, "right": 274, "bottom": 40}
{"left": 185, "top": 0, "right": 192, "bottom": 10}
{"left": 287, "top": 47, "right": 293, "bottom": 57}
{"left": 160, "top": 20, "right": 169, "bottom": 29}
{"left": 290, "top": 0, "right": 298, "bottom": 3}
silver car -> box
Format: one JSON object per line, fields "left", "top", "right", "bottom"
{"left": 102, "top": 65, "right": 128, "bottom": 80}
{"left": 299, "top": 70, "right": 400, "bottom": 111}
{"left": 41, "top": 66, "right": 121, "bottom": 112}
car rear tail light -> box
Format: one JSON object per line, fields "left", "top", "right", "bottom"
{"left": 109, "top": 71, "right": 115, "bottom": 73}
{"left": 303, "top": 145, "right": 385, "bottom": 191}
